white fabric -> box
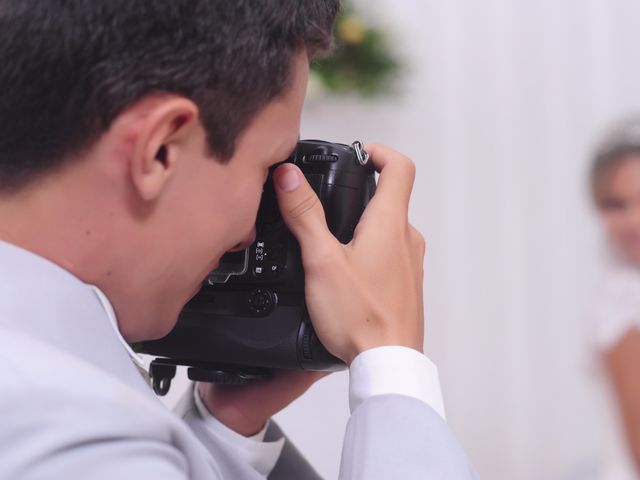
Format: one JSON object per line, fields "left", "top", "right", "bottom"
{"left": 349, "top": 346, "right": 447, "bottom": 420}
{"left": 193, "top": 385, "right": 286, "bottom": 477}
{"left": 587, "top": 259, "right": 640, "bottom": 480}
{"left": 591, "top": 261, "right": 640, "bottom": 350}
{"left": 193, "top": 386, "right": 270, "bottom": 443}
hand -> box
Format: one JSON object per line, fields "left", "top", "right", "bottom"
{"left": 274, "top": 144, "right": 425, "bottom": 364}
{"left": 198, "top": 370, "right": 328, "bottom": 437}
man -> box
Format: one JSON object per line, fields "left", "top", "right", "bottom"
{"left": 0, "top": 1, "right": 477, "bottom": 479}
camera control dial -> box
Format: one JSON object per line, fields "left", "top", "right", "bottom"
{"left": 247, "top": 288, "right": 277, "bottom": 316}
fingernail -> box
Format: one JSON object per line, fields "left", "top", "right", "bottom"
{"left": 276, "top": 167, "right": 300, "bottom": 192}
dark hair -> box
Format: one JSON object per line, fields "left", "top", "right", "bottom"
{"left": 0, "top": 0, "right": 339, "bottom": 190}
{"left": 591, "top": 117, "right": 640, "bottom": 206}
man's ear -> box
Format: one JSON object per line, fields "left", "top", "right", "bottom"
{"left": 130, "top": 97, "right": 198, "bottom": 201}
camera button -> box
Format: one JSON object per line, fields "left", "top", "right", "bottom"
{"left": 303, "top": 154, "right": 338, "bottom": 163}
{"left": 247, "top": 288, "right": 277, "bottom": 316}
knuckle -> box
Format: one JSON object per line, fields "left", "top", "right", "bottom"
{"left": 395, "top": 154, "right": 416, "bottom": 179}
{"left": 405, "top": 158, "right": 417, "bottom": 182}
{"left": 288, "top": 194, "right": 320, "bottom": 220}
{"left": 418, "top": 235, "right": 427, "bottom": 256}
{"left": 409, "top": 226, "right": 427, "bottom": 255}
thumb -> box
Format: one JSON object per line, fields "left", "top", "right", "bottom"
{"left": 273, "top": 163, "right": 335, "bottom": 254}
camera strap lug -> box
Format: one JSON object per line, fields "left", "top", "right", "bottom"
{"left": 352, "top": 140, "right": 369, "bottom": 166}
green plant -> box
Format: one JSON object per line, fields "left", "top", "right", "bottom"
{"left": 311, "top": 3, "right": 401, "bottom": 97}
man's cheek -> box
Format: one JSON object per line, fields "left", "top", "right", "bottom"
{"left": 238, "top": 189, "right": 262, "bottom": 219}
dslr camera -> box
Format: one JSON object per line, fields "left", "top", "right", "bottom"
{"left": 138, "top": 140, "right": 376, "bottom": 395}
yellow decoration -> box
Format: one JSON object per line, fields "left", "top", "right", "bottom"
{"left": 337, "top": 15, "right": 368, "bottom": 45}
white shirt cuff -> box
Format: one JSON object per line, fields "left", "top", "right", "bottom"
{"left": 193, "top": 385, "right": 285, "bottom": 477}
{"left": 349, "top": 346, "right": 447, "bottom": 421}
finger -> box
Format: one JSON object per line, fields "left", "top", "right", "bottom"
{"left": 364, "top": 143, "right": 416, "bottom": 211}
{"left": 409, "top": 225, "right": 426, "bottom": 339}
{"left": 409, "top": 223, "right": 426, "bottom": 276}
{"left": 273, "top": 163, "right": 339, "bottom": 256}
{"left": 409, "top": 225, "right": 427, "bottom": 259}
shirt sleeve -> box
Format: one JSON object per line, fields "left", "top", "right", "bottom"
{"left": 591, "top": 265, "right": 640, "bottom": 351}
{"left": 193, "top": 385, "right": 285, "bottom": 477}
{"left": 349, "top": 346, "right": 447, "bottom": 420}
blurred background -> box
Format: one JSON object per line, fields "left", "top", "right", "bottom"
{"left": 158, "top": 0, "right": 640, "bottom": 478}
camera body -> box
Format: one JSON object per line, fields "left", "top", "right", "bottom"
{"left": 138, "top": 140, "right": 376, "bottom": 393}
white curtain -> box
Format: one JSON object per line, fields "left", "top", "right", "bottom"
{"left": 272, "top": 1, "right": 640, "bottom": 478}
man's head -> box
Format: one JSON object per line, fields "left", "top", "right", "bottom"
{"left": 0, "top": 0, "right": 339, "bottom": 340}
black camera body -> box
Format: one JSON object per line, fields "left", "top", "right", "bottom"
{"left": 138, "top": 140, "right": 376, "bottom": 394}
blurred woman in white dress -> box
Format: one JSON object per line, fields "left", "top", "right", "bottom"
{"left": 591, "top": 118, "right": 640, "bottom": 478}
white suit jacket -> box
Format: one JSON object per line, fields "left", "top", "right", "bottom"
{"left": 0, "top": 241, "right": 478, "bottom": 479}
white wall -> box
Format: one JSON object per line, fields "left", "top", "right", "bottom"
{"left": 162, "top": 1, "right": 640, "bottom": 478}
